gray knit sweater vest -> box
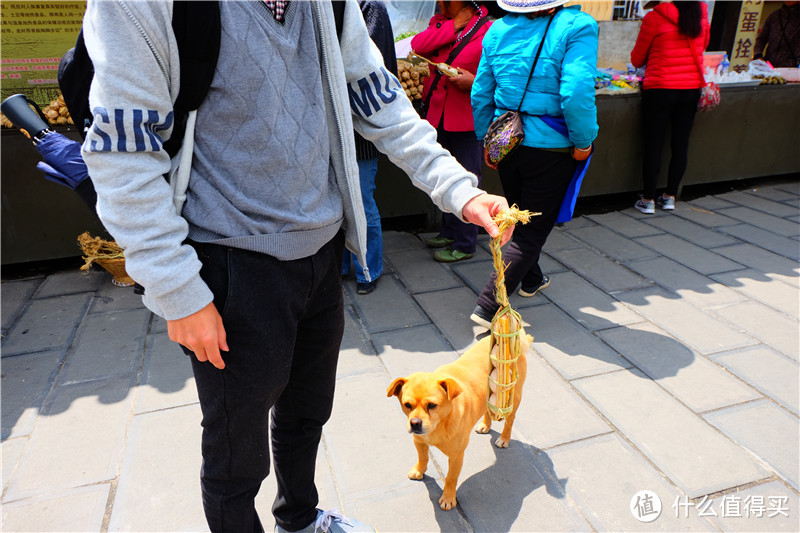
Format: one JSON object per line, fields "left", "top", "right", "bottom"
{"left": 184, "top": 1, "right": 343, "bottom": 261}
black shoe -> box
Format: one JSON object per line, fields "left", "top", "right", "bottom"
{"left": 469, "top": 305, "right": 495, "bottom": 329}
{"left": 357, "top": 281, "right": 377, "bottom": 295}
{"left": 519, "top": 275, "right": 550, "bottom": 298}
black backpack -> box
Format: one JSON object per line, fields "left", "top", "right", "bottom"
{"left": 58, "top": 1, "right": 345, "bottom": 157}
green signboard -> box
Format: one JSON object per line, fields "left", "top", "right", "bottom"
{"left": 1, "top": 1, "right": 86, "bottom": 108}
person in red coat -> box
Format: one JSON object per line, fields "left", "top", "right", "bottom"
{"left": 630, "top": 0, "right": 709, "bottom": 213}
{"left": 412, "top": 1, "right": 492, "bottom": 262}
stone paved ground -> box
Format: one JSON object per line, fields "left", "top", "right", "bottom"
{"left": 2, "top": 180, "right": 799, "bottom": 532}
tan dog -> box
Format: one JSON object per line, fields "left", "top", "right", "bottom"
{"left": 386, "top": 332, "right": 530, "bottom": 510}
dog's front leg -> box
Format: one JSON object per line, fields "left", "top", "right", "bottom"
{"left": 408, "top": 440, "right": 429, "bottom": 480}
{"left": 439, "top": 453, "right": 464, "bottom": 511}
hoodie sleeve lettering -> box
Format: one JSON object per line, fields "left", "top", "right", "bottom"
{"left": 348, "top": 66, "right": 402, "bottom": 118}
{"left": 87, "top": 106, "right": 173, "bottom": 153}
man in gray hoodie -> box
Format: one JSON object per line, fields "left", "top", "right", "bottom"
{"left": 81, "top": 1, "right": 510, "bottom": 532}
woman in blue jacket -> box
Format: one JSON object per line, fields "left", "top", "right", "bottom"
{"left": 470, "top": 0, "right": 598, "bottom": 327}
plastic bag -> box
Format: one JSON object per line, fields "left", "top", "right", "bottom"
{"left": 385, "top": 1, "right": 436, "bottom": 38}
{"left": 747, "top": 59, "right": 775, "bottom": 78}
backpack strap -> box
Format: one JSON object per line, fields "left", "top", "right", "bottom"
{"left": 163, "top": 1, "right": 221, "bottom": 158}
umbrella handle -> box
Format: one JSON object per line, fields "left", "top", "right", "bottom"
{"left": 1, "top": 94, "right": 51, "bottom": 142}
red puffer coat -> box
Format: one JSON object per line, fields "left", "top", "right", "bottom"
{"left": 631, "top": 2, "right": 710, "bottom": 90}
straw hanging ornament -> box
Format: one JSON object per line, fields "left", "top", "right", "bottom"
{"left": 486, "top": 206, "right": 538, "bottom": 421}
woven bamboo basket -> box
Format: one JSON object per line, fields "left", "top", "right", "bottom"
{"left": 77, "top": 232, "right": 134, "bottom": 287}
{"left": 96, "top": 257, "right": 135, "bottom": 287}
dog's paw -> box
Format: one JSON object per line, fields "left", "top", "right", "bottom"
{"left": 439, "top": 493, "right": 457, "bottom": 511}
{"left": 408, "top": 468, "right": 425, "bottom": 480}
{"left": 494, "top": 436, "right": 510, "bottom": 448}
{"left": 475, "top": 422, "right": 490, "bottom": 434}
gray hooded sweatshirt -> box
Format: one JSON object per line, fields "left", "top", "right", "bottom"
{"left": 81, "top": 0, "right": 484, "bottom": 320}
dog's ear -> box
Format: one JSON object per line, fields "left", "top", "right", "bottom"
{"left": 387, "top": 377, "right": 407, "bottom": 398}
{"left": 438, "top": 378, "right": 462, "bottom": 400}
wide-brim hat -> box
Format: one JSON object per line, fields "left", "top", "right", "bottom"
{"left": 496, "top": 0, "right": 571, "bottom": 13}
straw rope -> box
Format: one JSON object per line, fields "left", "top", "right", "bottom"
{"left": 77, "top": 232, "right": 134, "bottom": 286}
{"left": 485, "top": 206, "right": 539, "bottom": 420}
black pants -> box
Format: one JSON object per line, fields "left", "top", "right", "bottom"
{"left": 640, "top": 88, "right": 701, "bottom": 200}
{"left": 476, "top": 146, "right": 576, "bottom": 313}
{"left": 186, "top": 233, "right": 345, "bottom": 532}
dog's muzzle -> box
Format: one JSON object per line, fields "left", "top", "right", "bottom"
{"left": 409, "top": 417, "right": 425, "bottom": 434}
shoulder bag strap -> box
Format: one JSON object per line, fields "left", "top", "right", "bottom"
{"left": 421, "top": 14, "right": 491, "bottom": 110}
{"left": 515, "top": 13, "right": 555, "bottom": 114}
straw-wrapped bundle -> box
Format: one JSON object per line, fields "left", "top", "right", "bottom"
{"left": 485, "top": 206, "right": 538, "bottom": 421}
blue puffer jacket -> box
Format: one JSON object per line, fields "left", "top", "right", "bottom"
{"left": 472, "top": 6, "right": 598, "bottom": 150}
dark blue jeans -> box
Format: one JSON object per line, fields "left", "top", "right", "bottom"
{"left": 186, "top": 233, "right": 345, "bottom": 532}
{"left": 436, "top": 128, "right": 483, "bottom": 254}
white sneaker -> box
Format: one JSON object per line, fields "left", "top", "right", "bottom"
{"left": 635, "top": 197, "right": 655, "bottom": 214}
{"left": 657, "top": 195, "right": 675, "bottom": 210}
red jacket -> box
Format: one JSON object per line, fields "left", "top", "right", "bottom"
{"left": 411, "top": 6, "right": 491, "bottom": 132}
{"left": 631, "top": 2, "right": 710, "bottom": 90}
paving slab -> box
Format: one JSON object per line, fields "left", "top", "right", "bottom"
{"left": 415, "top": 287, "right": 485, "bottom": 353}
{"left": 584, "top": 211, "right": 663, "bottom": 238}
{"left": 1, "top": 293, "right": 91, "bottom": 355}
{"left": 747, "top": 184, "right": 800, "bottom": 202}
{"left": 58, "top": 308, "right": 150, "bottom": 385}
{"left": 719, "top": 224, "right": 800, "bottom": 261}
{"left": 515, "top": 351, "right": 611, "bottom": 449}
{"left": 1, "top": 485, "right": 109, "bottom": 533}
{"left": 711, "top": 268, "right": 800, "bottom": 318}
{"left": 542, "top": 271, "right": 644, "bottom": 331}
{"left": 1, "top": 350, "right": 62, "bottom": 439}
{"left": 385, "top": 246, "right": 463, "bottom": 294}
{"left": 618, "top": 287, "right": 757, "bottom": 355}
{"left": 705, "top": 480, "right": 800, "bottom": 532}
{"left": 2, "top": 438, "right": 26, "bottom": 493}
{"left": 5, "top": 378, "right": 133, "bottom": 500}
{"left": 573, "top": 368, "right": 770, "bottom": 498}
{"left": 772, "top": 181, "right": 800, "bottom": 195}
{"left": 524, "top": 303, "right": 633, "bottom": 380}
{"left": 109, "top": 404, "right": 207, "bottom": 532}
{"left": 542, "top": 227, "right": 585, "bottom": 251}
{"left": 710, "top": 345, "right": 799, "bottom": 415}
{"left": 1, "top": 278, "right": 40, "bottom": 332}
{"left": 716, "top": 191, "right": 800, "bottom": 218}
{"left": 597, "top": 322, "right": 761, "bottom": 412}
{"left": 627, "top": 256, "right": 746, "bottom": 309}
{"left": 633, "top": 234, "right": 744, "bottom": 275}
{"left": 337, "top": 306, "right": 382, "bottom": 379}
{"left": 345, "top": 274, "right": 428, "bottom": 334}
{"left": 547, "top": 433, "right": 716, "bottom": 531}
{"left": 710, "top": 301, "right": 799, "bottom": 360}
{"left": 32, "top": 269, "right": 104, "bottom": 298}
{"left": 704, "top": 399, "right": 799, "bottom": 491}
{"left": 547, "top": 247, "right": 651, "bottom": 293}
{"left": 382, "top": 230, "right": 424, "bottom": 252}
{"left": 347, "top": 483, "right": 470, "bottom": 533}
{"left": 134, "top": 332, "right": 198, "bottom": 414}
{"left": 642, "top": 215, "right": 739, "bottom": 248}
{"left": 448, "top": 439, "right": 589, "bottom": 532}
{"left": 88, "top": 282, "right": 146, "bottom": 314}
{"left": 325, "top": 373, "right": 424, "bottom": 503}
{"left": 716, "top": 206, "right": 799, "bottom": 237}
{"left": 685, "top": 195, "right": 738, "bottom": 212}
{"left": 566, "top": 225, "right": 658, "bottom": 262}
{"left": 674, "top": 200, "right": 741, "bottom": 227}
{"left": 712, "top": 243, "right": 799, "bottom": 288}
{"left": 373, "top": 324, "right": 457, "bottom": 379}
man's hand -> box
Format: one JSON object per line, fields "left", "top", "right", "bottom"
{"left": 449, "top": 68, "right": 475, "bottom": 92}
{"left": 462, "top": 193, "right": 513, "bottom": 246}
{"left": 168, "top": 302, "right": 228, "bottom": 369}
